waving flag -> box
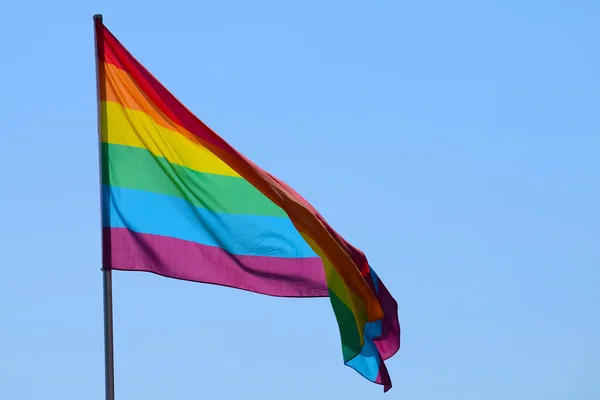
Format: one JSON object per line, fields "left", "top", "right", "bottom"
{"left": 95, "top": 18, "right": 399, "bottom": 391}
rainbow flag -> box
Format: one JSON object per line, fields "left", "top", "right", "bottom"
{"left": 95, "top": 19, "right": 400, "bottom": 391}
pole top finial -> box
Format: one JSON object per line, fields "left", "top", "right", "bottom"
{"left": 93, "top": 14, "right": 103, "bottom": 21}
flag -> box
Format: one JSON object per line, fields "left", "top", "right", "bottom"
{"left": 95, "top": 19, "right": 400, "bottom": 391}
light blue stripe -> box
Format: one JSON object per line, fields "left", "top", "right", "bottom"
{"left": 346, "top": 267, "right": 383, "bottom": 382}
{"left": 346, "top": 322, "right": 383, "bottom": 382}
{"left": 103, "top": 185, "right": 317, "bottom": 258}
{"left": 370, "top": 268, "right": 380, "bottom": 293}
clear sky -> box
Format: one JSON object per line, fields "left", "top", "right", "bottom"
{"left": 1, "top": 1, "right": 598, "bottom": 399}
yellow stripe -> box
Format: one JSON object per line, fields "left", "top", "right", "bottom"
{"left": 101, "top": 101, "right": 240, "bottom": 177}
{"left": 302, "top": 234, "right": 367, "bottom": 345}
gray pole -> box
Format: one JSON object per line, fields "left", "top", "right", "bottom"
{"left": 93, "top": 13, "right": 115, "bottom": 400}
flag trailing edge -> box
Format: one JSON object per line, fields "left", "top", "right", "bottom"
{"left": 95, "top": 18, "right": 400, "bottom": 391}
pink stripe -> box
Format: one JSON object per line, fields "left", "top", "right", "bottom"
{"left": 376, "top": 365, "right": 392, "bottom": 393}
{"left": 374, "top": 279, "right": 400, "bottom": 391}
{"left": 104, "top": 228, "right": 329, "bottom": 298}
{"left": 373, "top": 279, "right": 401, "bottom": 361}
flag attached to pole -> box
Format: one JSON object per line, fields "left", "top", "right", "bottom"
{"left": 95, "top": 18, "right": 400, "bottom": 391}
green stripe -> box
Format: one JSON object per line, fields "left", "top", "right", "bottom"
{"left": 102, "top": 143, "right": 288, "bottom": 218}
{"left": 329, "top": 288, "right": 362, "bottom": 362}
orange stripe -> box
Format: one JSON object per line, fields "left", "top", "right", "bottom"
{"left": 102, "top": 62, "right": 206, "bottom": 152}
{"left": 302, "top": 234, "right": 368, "bottom": 345}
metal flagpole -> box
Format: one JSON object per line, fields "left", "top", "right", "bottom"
{"left": 93, "top": 13, "right": 115, "bottom": 400}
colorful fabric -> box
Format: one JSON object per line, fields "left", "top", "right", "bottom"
{"left": 95, "top": 19, "right": 400, "bottom": 391}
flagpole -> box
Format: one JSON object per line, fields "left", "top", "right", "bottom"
{"left": 93, "top": 13, "right": 116, "bottom": 400}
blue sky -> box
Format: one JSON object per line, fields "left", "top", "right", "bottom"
{"left": 1, "top": 1, "right": 599, "bottom": 399}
